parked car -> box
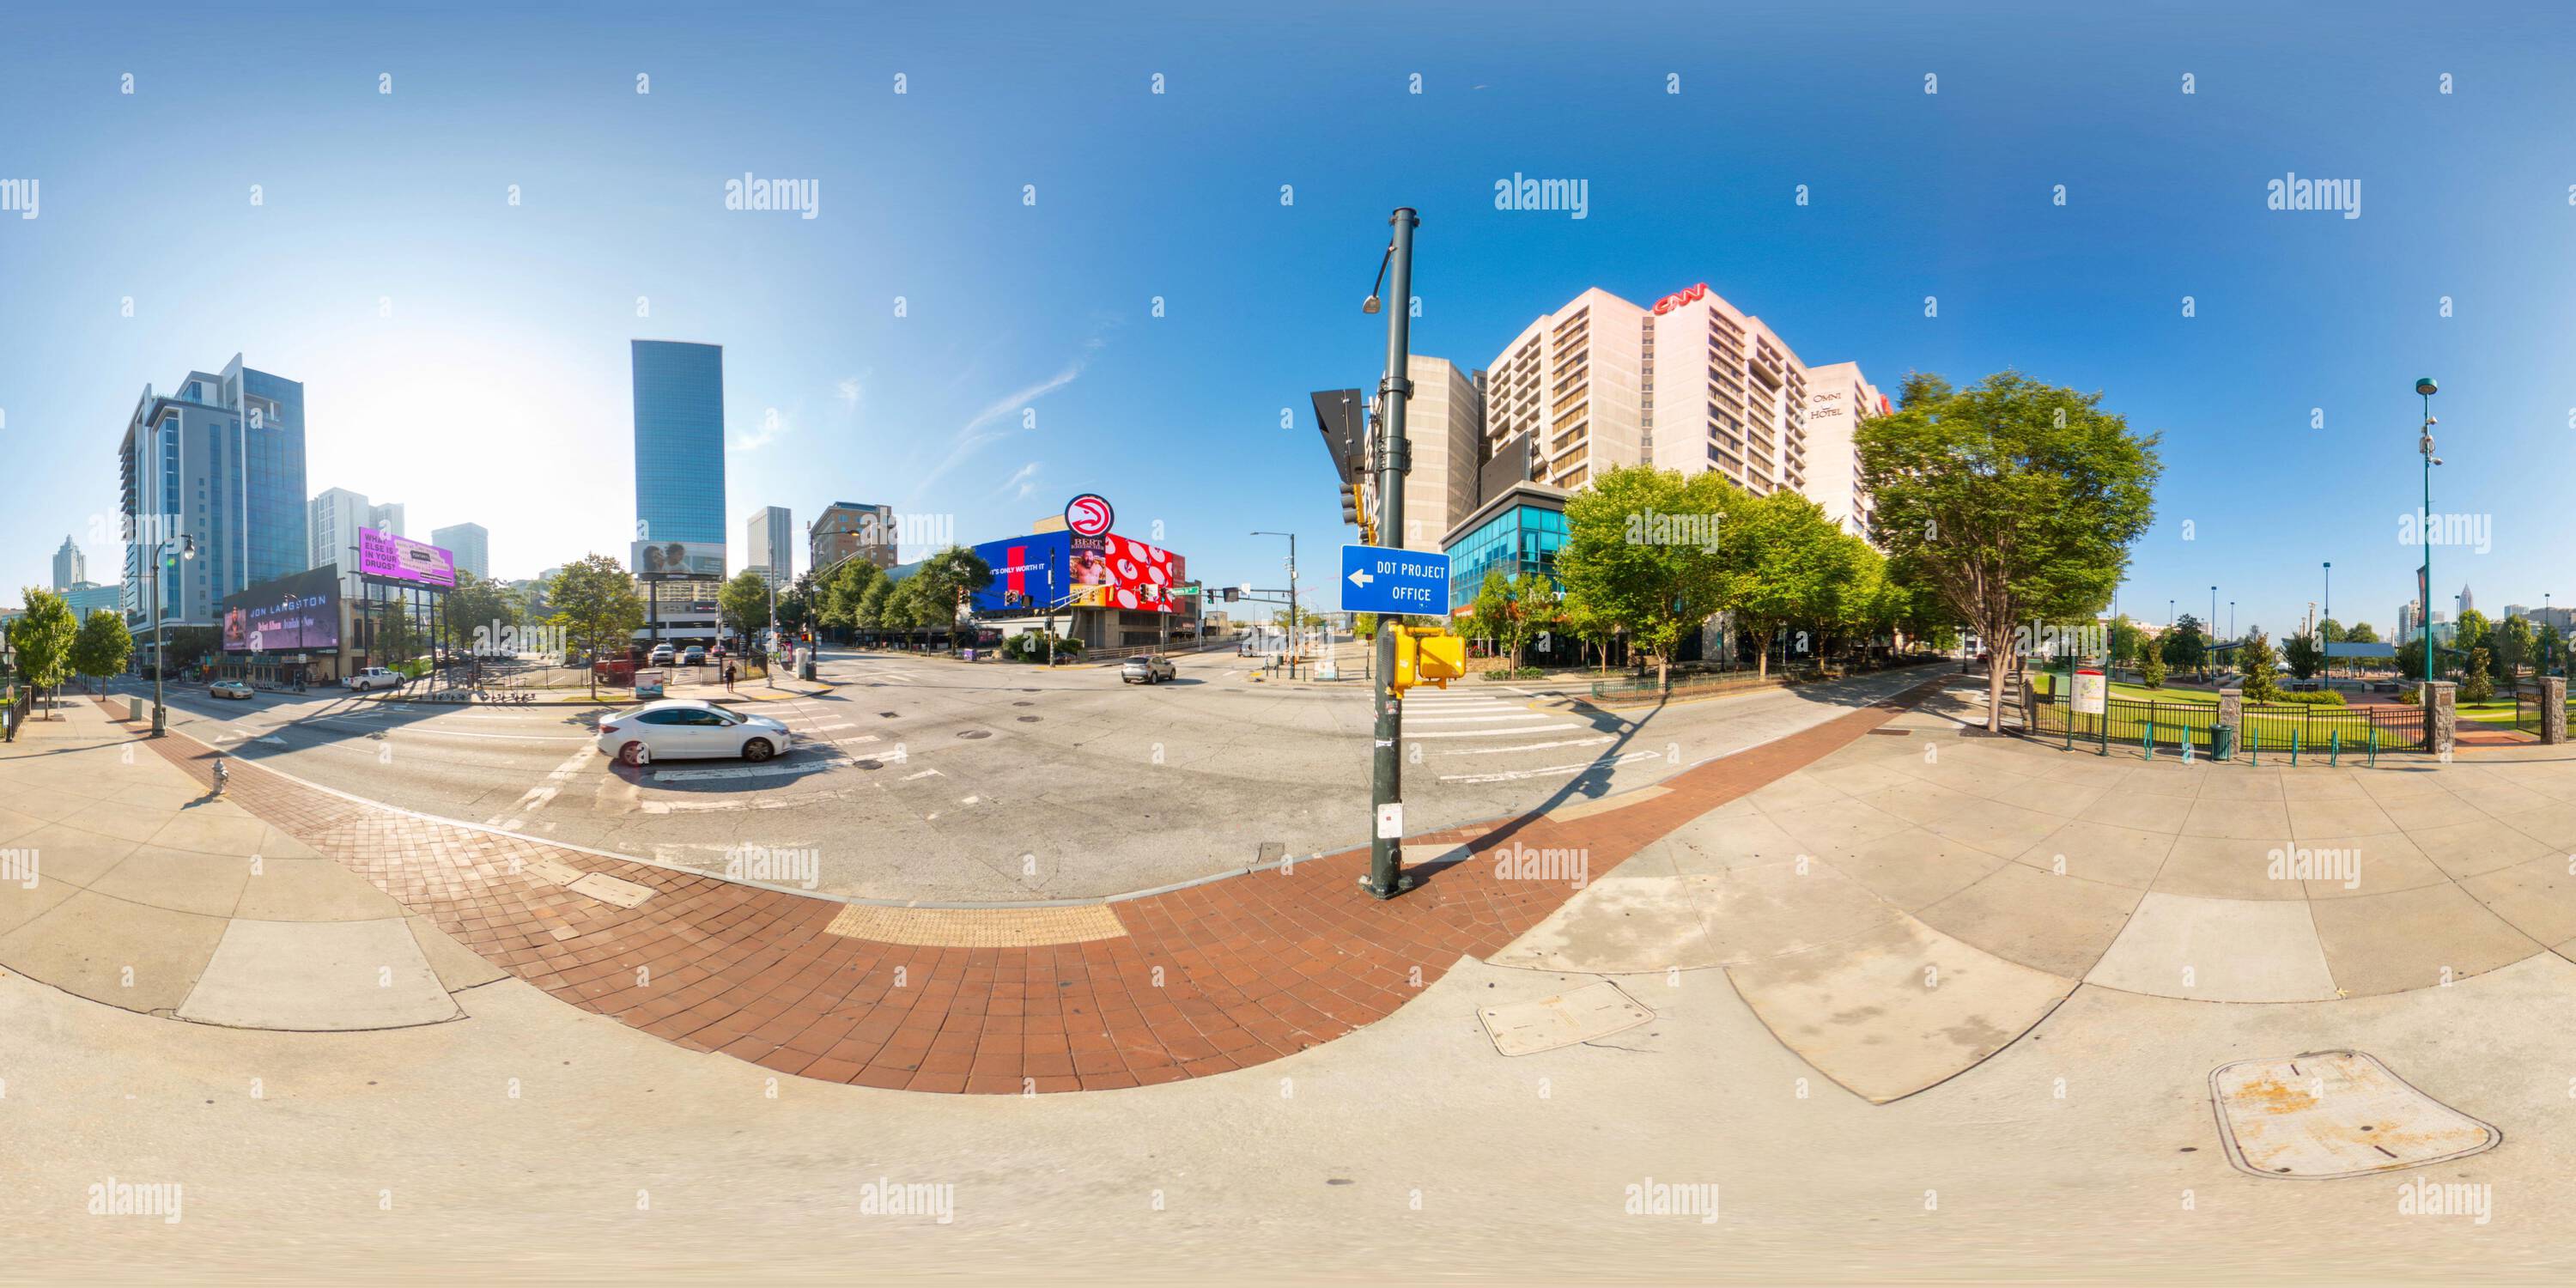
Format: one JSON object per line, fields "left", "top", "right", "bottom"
{"left": 681, "top": 644, "right": 707, "bottom": 666}
{"left": 1121, "top": 655, "right": 1176, "bottom": 684}
{"left": 595, "top": 699, "right": 791, "bottom": 767}
{"left": 343, "top": 667, "right": 400, "bottom": 692}
{"left": 209, "top": 679, "right": 255, "bottom": 701}
{"left": 648, "top": 643, "right": 676, "bottom": 666}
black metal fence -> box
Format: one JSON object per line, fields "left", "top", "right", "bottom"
{"left": 2031, "top": 689, "right": 2427, "bottom": 760}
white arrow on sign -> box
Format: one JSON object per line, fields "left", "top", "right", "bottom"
{"left": 1348, "top": 568, "right": 1373, "bottom": 588}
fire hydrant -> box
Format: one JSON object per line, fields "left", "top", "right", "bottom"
{"left": 211, "top": 750, "right": 230, "bottom": 797}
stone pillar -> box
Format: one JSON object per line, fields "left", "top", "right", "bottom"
{"left": 2218, "top": 687, "right": 2243, "bottom": 760}
{"left": 2424, "top": 680, "right": 2456, "bottom": 756}
{"left": 2543, "top": 677, "right": 2567, "bottom": 745}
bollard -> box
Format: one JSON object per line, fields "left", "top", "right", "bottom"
{"left": 2248, "top": 728, "right": 2258, "bottom": 767}
{"left": 2367, "top": 723, "right": 2378, "bottom": 769}
{"left": 2291, "top": 729, "right": 2301, "bottom": 767}
{"left": 2145, "top": 719, "right": 2157, "bottom": 761}
{"left": 2330, "top": 727, "right": 2342, "bottom": 767}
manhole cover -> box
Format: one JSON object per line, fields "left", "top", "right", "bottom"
{"left": 879, "top": 712, "right": 897, "bottom": 719}
{"left": 1478, "top": 981, "right": 1653, "bottom": 1056}
{"left": 1012, "top": 701, "right": 1035, "bottom": 708}
{"left": 854, "top": 759, "right": 882, "bottom": 770}
{"left": 1017, "top": 715, "right": 1041, "bottom": 723}
{"left": 2210, "top": 1050, "right": 2500, "bottom": 1179}
{"left": 957, "top": 730, "right": 992, "bottom": 739}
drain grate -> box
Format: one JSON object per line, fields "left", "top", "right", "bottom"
{"left": 2210, "top": 1050, "right": 2500, "bottom": 1179}
{"left": 1017, "top": 715, "right": 1041, "bottom": 723}
{"left": 957, "top": 730, "right": 991, "bottom": 739}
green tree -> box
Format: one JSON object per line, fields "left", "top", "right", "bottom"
{"left": 2343, "top": 621, "right": 2379, "bottom": 644}
{"left": 444, "top": 570, "right": 520, "bottom": 657}
{"left": 823, "top": 560, "right": 884, "bottom": 634}
{"left": 1856, "top": 370, "right": 2162, "bottom": 732}
{"left": 2460, "top": 647, "right": 2495, "bottom": 703}
{"left": 2496, "top": 616, "right": 2535, "bottom": 684}
{"left": 775, "top": 570, "right": 817, "bottom": 635}
{"left": 2161, "top": 615, "right": 2208, "bottom": 675}
{"left": 1554, "top": 464, "right": 1733, "bottom": 690}
{"left": 2137, "top": 648, "right": 2167, "bottom": 689}
{"left": 2453, "top": 609, "right": 2490, "bottom": 664}
{"left": 1504, "top": 571, "right": 1561, "bottom": 668}
{"left": 2107, "top": 614, "right": 2143, "bottom": 668}
{"left": 2395, "top": 637, "right": 2426, "bottom": 681}
{"left": 375, "top": 603, "right": 428, "bottom": 671}
{"left": 719, "top": 570, "right": 774, "bottom": 640}
{"left": 2281, "top": 631, "right": 2323, "bottom": 681}
{"left": 1722, "top": 490, "right": 1862, "bottom": 679}
{"left": 70, "top": 608, "right": 135, "bottom": 696}
{"left": 162, "top": 625, "right": 222, "bottom": 675}
{"left": 854, "top": 578, "right": 890, "bottom": 633}
{"left": 1559, "top": 585, "right": 1619, "bottom": 673}
{"left": 8, "top": 588, "right": 79, "bottom": 719}
{"left": 2539, "top": 624, "right": 2563, "bottom": 676}
{"left": 1466, "top": 569, "right": 1513, "bottom": 660}
{"left": 2238, "top": 629, "right": 2282, "bottom": 702}
{"left": 545, "top": 555, "right": 647, "bottom": 697}
{"left": 909, "top": 546, "right": 994, "bottom": 654}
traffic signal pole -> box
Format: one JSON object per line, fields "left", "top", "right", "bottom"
{"left": 1364, "top": 208, "right": 1419, "bottom": 900}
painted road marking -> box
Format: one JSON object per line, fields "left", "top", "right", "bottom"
{"left": 1400, "top": 723, "right": 1581, "bottom": 738}
{"left": 1439, "top": 750, "right": 1669, "bottom": 783}
{"left": 1435, "top": 736, "right": 1618, "bottom": 756}
{"left": 902, "top": 768, "right": 943, "bottom": 781}
{"left": 652, "top": 758, "right": 848, "bottom": 782}
{"left": 1406, "top": 714, "right": 1550, "bottom": 724}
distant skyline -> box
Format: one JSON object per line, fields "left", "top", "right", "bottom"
{"left": 8, "top": 2, "right": 2576, "bottom": 633}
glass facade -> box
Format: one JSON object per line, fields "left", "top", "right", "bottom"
{"left": 240, "top": 368, "right": 308, "bottom": 587}
{"left": 632, "top": 340, "right": 727, "bottom": 547}
{"left": 1445, "top": 502, "right": 1569, "bottom": 612}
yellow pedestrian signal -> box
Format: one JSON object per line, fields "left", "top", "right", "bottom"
{"left": 1391, "top": 626, "right": 1466, "bottom": 694}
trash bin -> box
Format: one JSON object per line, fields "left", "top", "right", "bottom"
{"left": 130, "top": 696, "right": 145, "bottom": 721}
{"left": 2210, "top": 724, "right": 2235, "bottom": 762}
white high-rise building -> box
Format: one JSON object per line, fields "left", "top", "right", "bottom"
{"left": 1801, "top": 361, "right": 1889, "bottom": 537}
{"left": 52, "top": 534, "right": 84, "bottom": 589}
{"left": 431, "top": 522, "right": 489, "bottom": 580}
{"left": 1480, "top": 282, "right": 1878, "bottom": 533}
{"left": 745, "top": 506, "right": 794, "bottom": 590}
{"left": 1355, "top": 358, "right": 1483, "bottom": 554}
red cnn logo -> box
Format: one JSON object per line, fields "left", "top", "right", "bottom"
{"left": 1652, "top": 283, "right": 1709, "bottom": 315}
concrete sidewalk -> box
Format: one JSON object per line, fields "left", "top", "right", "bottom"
{"left": 0, "top": 700, "right": 497, "bottom": 1030}
{"left": 39, "top": 671, "right": 1946, "bottom": 1093}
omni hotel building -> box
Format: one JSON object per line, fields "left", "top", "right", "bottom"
{"left": 1431, "top": 281, "right": 1886, "bottom": 642}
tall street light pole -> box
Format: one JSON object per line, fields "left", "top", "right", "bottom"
{"left": 2323, "top": 561, "right": 2331, "bottom": 682}
{"left": 148, "top": 533, "right": 196, "bottom": 737}
{"left": 1363, "top": 207, "right": 1418, "bottom": 900}
{"left": 2418, "top": 377, "right": 2440, "bottom": 696}
{"left": 1251, "top": 531, "right": 1297, "bottom": 667}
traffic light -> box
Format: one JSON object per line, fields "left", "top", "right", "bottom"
{"left": 1340, "top": 483, "right": 1359, "bottom": 526}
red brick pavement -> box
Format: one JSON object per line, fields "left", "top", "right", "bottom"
{"left": 96, "top": 676, "right": 1947, "bottom": 1094}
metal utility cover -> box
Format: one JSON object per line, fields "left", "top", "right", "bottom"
{"left": 1479, "top": 981, "right": 1653, "bottom": 1056}
{"left": 2209, "top": 1049, "right": 2500, "bottom": 1179}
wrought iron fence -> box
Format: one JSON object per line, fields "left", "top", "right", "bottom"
{"left": 2032, "top": 689, "right": 2427, "bottom": 759}
{"left": 2239, "top": 702, "right": 2425, "bottom": 756}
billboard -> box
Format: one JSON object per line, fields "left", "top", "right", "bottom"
{"left": 970, "top": 530, "right": 1187, "bottom": 614}
{"left": 631, "top": 539, "right": 725, "bottom": 579}
{"left": 359, "top": 527, "right": 457, "bottom": 587}
{"left": 222, "top": 566, "right": 342, "bottom": 653}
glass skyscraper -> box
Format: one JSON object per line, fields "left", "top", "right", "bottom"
{"left": 630, "top": 340, "right": 727, "bottom": 558}
{"left": 116, "top": 354, "right": 308, "bottom": 630}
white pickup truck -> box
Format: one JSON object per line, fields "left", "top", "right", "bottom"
{"left": 343, "top": 666, "right": 401, "bottom": 692}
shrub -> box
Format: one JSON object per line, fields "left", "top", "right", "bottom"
{"left": 2256, "top": 690, "right": 2346, "bottom": 708}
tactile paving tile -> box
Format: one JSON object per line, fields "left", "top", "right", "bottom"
{"left": 823, "top": 901, "right": 1127, "bottom": 948}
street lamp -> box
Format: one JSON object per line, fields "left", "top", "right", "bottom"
{"left": 148, "top": 532, "right": 197, "bottom": 737}
{"left": 2418, "top": 377, "right": 2439, "bottom": 695}
{"left": 2323, "top": 561, "right": 2331, "bottom": 683}
{"left": 1251, "top": 531, "right": 1298, "bottom": 665}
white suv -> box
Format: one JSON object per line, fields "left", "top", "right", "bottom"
{"left": 344, "top": 667, "right": 400, "bottom": 692}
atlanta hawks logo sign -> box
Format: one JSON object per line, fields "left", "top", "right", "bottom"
{"left": 1064, "top": 493, "right": 1115, "bottom": 538}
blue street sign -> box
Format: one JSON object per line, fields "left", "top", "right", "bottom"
{"left": 1340, "top": 544, "right": 1450, "bottom": 615}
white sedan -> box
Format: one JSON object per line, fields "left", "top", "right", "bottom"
{"left": 595, "top": 699, "right": 791, "bottom": 767}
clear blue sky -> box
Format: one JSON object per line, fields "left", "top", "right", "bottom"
{"left": 5, "top": 1, "right": 2571, "bottom": 635}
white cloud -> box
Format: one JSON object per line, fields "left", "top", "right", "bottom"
{"left": 908, "top": 339, "right": 1099, "bottom": 501}
{"left": 835, "top": 374, "right": 864, "bottom": 410}
{"left": 731, "top": 405, "right": 796, "bottom": 452}
{"left": 997, "top": 461, "right": 1042, "bottom": 499}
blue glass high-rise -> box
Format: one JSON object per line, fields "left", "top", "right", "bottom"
{"left": 630, "top": 340, "right": 727, "bottom": 557}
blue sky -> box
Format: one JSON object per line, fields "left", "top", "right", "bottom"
{"left": 5, "top": 1, "right": 2573, "bottom": 635}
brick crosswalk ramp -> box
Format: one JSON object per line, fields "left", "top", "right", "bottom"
{"left": 110, "top": 678, "right": 1944, "bottom": 1094}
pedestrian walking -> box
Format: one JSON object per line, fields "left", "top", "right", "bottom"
{"left": 723, "top": 661, "right": 736, "bottom": 691}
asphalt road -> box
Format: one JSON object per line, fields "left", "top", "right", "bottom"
{"left": 112, "top": 651, "right": 1941, "bottom": 902}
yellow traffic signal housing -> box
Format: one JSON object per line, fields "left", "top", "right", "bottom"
{"left": 1391, "top": 626, "right": 1466, "bottom": 694}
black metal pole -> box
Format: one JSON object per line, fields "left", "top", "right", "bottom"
{"left": 1364, "top": 208, "right": 1419, "bottom": 900}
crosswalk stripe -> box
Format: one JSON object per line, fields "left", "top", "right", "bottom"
{"left": 1401, "top": 723, "right": 1579, "bottom": 738}
{"left": 1407, "top": 714, "right": 1550, "bottom": 724}
{"left": 1439, "top": 750, "right": 1668, "bottom": 783}
{"left": 1435, "top": 736, "right": 1617, "bottom": 756}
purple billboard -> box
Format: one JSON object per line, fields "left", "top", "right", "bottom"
{"left": 359, "top": 527, "right": 457, "bottom": 587}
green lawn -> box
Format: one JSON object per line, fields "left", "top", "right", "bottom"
{"left": 2030, "top": 672, "right": 2219, "bottom": 704}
